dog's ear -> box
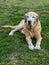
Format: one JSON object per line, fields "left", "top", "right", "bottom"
{"left": 36, "top": 16, "right": 39, "bottom": 22}
{"left": 25, "top": 16, "right": 27, "bottom": 22}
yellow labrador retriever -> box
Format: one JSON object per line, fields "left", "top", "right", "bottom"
{"left": 2, "top": 12, "right": 42, "bottom": 50}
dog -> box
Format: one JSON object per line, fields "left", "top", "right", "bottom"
{"left": 2, "top": 12, "right": 42, "bottom": 50}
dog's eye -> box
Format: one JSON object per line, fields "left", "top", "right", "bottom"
{"left": 27, "top": 16, "right": 29, "bottom": 18}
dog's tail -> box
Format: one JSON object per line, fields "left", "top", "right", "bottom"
{"left": 1, "top": 25, "right": 17, "bottom": 29}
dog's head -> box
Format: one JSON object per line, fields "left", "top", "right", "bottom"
{"left": 25, "top": 12, "right": 39, "bottom": 27}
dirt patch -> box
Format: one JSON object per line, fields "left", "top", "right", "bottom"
{"left": 9, "top": 52, "right": 18, "bottom": 65}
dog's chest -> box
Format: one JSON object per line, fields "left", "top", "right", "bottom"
{"left": 28, "top": 28, "right": 34, "bottom": 37}
{"left": 25, "top": 27, "right": 34, "bottom": 37}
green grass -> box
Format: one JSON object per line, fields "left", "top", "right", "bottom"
{"left": 0, "top": 0, "right": 49, "bottom": 65}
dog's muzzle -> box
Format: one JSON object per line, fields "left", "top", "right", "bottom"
{"left": 28, "top": 20, "right": 31, "bottom": 27}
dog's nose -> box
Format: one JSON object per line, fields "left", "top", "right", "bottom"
{"left": 28, "top": 20, "right": 31, "bottom": 25}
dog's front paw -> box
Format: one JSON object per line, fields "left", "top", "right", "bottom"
{"left": 9, "top": 32, "right": 13, "bottom": 36}
{"left": 28, "top": 45, "right": 34, "bottom": 50}
{"left": 34, "top": 46, "right": 41, "bottom": 50}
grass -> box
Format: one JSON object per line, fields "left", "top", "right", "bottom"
{"left": 0, "top": 0, "right": 49, "bottom": 65}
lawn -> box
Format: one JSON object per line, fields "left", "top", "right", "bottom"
{"left": 0, "top": 0, "right": 49, "bottom": 65}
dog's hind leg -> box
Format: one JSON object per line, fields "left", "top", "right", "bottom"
{"left": 20, "top": 29, "right": 25, "bottom": 35}
{"left": 9, "top": 25, "right": 23, "bottom": 36}
{"left": 9, "top": 20, "right": 24, "bottom": 36}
